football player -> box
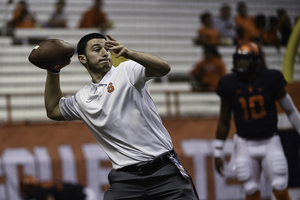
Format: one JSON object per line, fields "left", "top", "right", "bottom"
{"left": 214, "top": 41, "right": 300, "bottom": 200}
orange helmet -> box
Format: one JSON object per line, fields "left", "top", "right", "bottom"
{"left": 233, "top": 42, "right": 262, "bottom": 75}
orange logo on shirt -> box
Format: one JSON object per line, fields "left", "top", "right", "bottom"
{"left": 107, "top": 82, "right": 114, "bottom": 93}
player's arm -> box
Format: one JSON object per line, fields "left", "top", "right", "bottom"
{"left": 216, "top": 98, "right": 232, "bottom": 140}
{"left": 214, "top": 97, "right": 232, "bottom": 177}
{"left": 44, "top": 72, "right": 65, "bottom": 121}
{"left": 277, "top": 88, "right": 300, "bottom": 134}
{"left": 126, "top": 50, "right": 170, "bottom": 78}
{"left": 105, "top": 34, "right": 171, "bottom": 77}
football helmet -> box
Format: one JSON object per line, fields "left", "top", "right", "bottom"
{"left": 233, "top": 42, "right": 262, "bottom": 77}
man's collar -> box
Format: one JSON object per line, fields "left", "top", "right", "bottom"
{"left": 91, "top": 66, "right": 115, "bottom": 85}
{"left": 90, "top": 67, "right": 115, "bottom": 93}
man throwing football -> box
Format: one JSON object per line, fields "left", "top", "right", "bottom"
{"left": 44, "top": 33, "right": 198, "bottom": 200}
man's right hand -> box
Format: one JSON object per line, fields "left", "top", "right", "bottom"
{"left": 50, "top": 59, "right": 71, "bottom": 72}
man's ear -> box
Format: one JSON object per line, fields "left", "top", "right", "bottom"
{"left": 78, "top": 55, "right": 87, "bottom": 66}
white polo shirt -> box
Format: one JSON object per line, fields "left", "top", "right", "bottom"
{"left": 59, "top": 60, "right": 173, "bottom": 169}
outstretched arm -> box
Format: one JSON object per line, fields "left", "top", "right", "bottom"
{"left": 105, "top": 34, "right": 171, "bottom": 77}
{"left": 44, "top": 71, "right": 65, "bottom": 121}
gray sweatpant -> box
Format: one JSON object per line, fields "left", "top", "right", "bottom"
{"left": 103, "top": 160, "right": 198, "bottom": 200}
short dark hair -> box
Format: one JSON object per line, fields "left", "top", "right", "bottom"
{"left": 237, "top": 1, "right": 246, "bottom": 10}
{"left": 276, "top": 9, "right": 286, "bottom": 17}
{"left": 269, "top": 16, "right": 278, "bottom": 27}
{"left": 203, "top": 45, "right": 221, "bottom": 57}
{"left": 220, "top": 3, "right": 230, "bottom": 11}
{"left": 77, "top": 33, "right": 107, "bottom": 55}
{"left": 200, "top": 12, "right": 211, "bottom": 23}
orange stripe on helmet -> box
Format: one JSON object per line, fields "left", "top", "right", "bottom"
{"left": 236, "top": 42, "right": 260, "bottom": 55}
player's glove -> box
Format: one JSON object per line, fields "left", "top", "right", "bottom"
{"left": 214, "top": 139, "right": 225, "bottom": 177}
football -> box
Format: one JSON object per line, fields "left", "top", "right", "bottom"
{"left": 28, "top": 39, "right": 75, "bottom": 70}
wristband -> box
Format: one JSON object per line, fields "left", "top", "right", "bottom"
{"left": 214, "top": 139, "right": 225, "bottom": 157}
{"left": 47, "top": 69, "right": 60, "bottom": 75}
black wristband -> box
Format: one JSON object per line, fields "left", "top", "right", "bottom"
{"left": 47, "top": 69, "right": 60, "bottom": 75}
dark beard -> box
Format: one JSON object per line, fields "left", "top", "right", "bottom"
{"left": 86, "top": 57, "right": 110, "bottom": 73}
{"left": 86, "top": 57, "right": 97, "bottom": 70}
